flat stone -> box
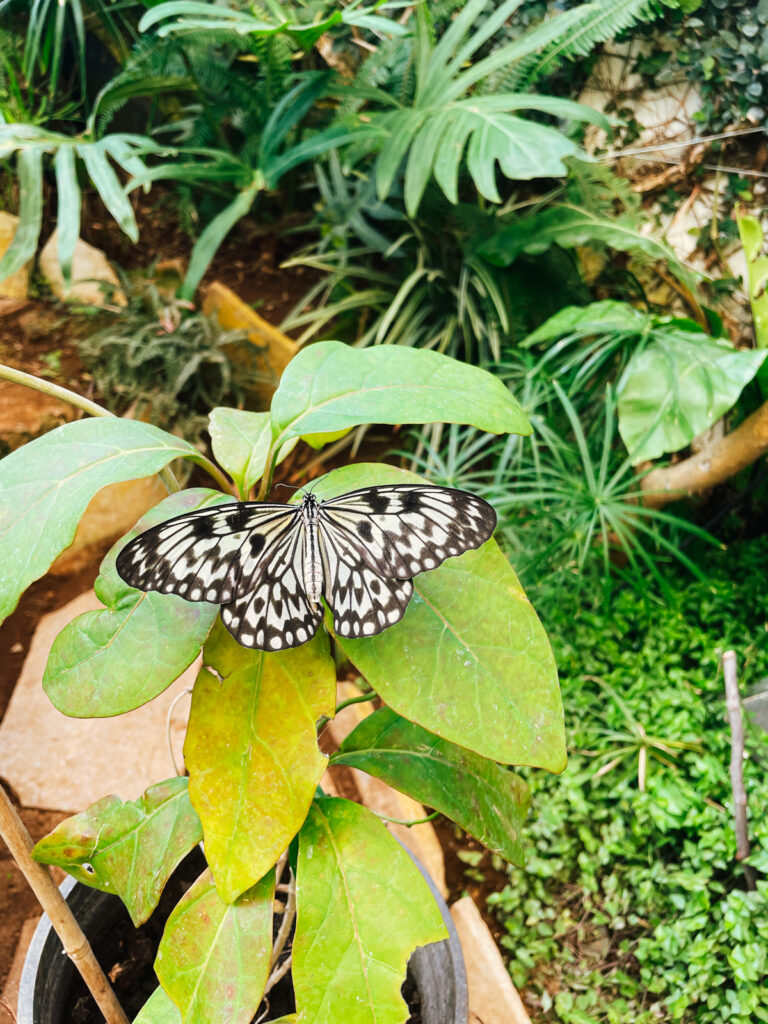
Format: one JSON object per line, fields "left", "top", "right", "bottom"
{"left": 0, "top": 213, "right": 31, "bottom": 300}
{"left": 39, "top": 231, "right": 127, "bottom": 308}
{"left": 0, "top": 591, "right": 198, "bottom": 812}
{"left": 450, "top": 896, "right": 532, "bottom": 1024}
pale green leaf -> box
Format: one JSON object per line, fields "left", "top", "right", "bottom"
{"left": 0, "top": 417, "right": 197, "bottom": 624}
{"left": 208, "top": 408, "right": 297, "bottom": 499}
{"left": 134, "top": 986, "right": 182, "bottom": 1024}
{"left": 156, "top": 868, "right": 274, "bottom": 1024}
{"left": 269, "top": 341, "right": 531, "bottom": 455}
{"left": 31, "top": 777, "right": 201, "bottom": 926}
{"left": 77, "top": 141, "right": 139, "bottom": 242}
{"left": 185, "top": 622, "right": 336, "bottom": 903}
{"left": 0, "top": 148, "right": 43, "bottom": 284}
{"left": 311, "top": 464, "right": 564, "bottom": 771}
{"left": 54, "top": 145, "right": 81, "bottom": 286}
{"left": 334, "top": 708, "right": 530, "bottom": 865}
{"left": 293, "top": 798, "right": 447, "bottom": 1024}
{"left": 43, "top": 489, "right": 225, "bottom": 717}
{"left": 522, "top": 300, "right": 646, "bottom": 347}
{"left": 618, "top": 333, "right": 768, "bottom": 463}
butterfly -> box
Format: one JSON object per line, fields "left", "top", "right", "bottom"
{"left": 115, "top": 484, "right": 496, "bottom": 651}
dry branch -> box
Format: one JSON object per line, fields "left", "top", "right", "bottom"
{"left": 722, "top": 651, "right": 756, "bottom": 890}
{"left": 0, "top": 783, "right": 130, "bottom": 1024}
{"left": 641, "top": 398, "right": 768, "bottom": 508}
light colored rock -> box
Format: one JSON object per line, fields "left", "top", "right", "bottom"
{"left": 202, "top": 281, "right": 297, "bottom": 403}
{"left": 0, "top": 212, "right": 32, "bottom": 300}
{"left": 49, "top": 475, "right": 168, "bottom": 575}
{"left": 39, "top": 230, "right": 127, "bottom": 308}
{"left": 0, "top": 591, "right": 199, "bottom": 812}
{"left": 450, "top": 896, "right": 532, "bottom": 1024}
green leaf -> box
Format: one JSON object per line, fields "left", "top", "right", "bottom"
{"left": 31, "top": 777, "right": 201, "bottom": 926}
{"left": 311, "top": 464, "right": 564, "bottom": 771}
{"left": 522, "top": 300, "right": 647, "bottom": 347}
{"left": 0, "top": 417, "right": 197, "bottom": 625}
{"left": 0, "top": 148, "right": 43, "bottom": 284}
{"left": 736, "top": 207, "right": 768, "bottom": 353}
{"left": 208, "top": 408, "right": 297, "bottom": 499}
{"left": 478, "top": 205, "right": 698, "bottom": 292}
{"left": 333, "top": 708, "right": 530, "bottom": 865}
{"left": 179, "top": 180, "right": 260, "bottom": 301}
{"left": 43, "top": 489, "right": 226, "bottom": 718}
{"left": 77, "top": 141, "right": 139, "bottom": 242}
{"left": 185, "top": 622, "right": 336, "bottom": 903}
{"left": 269, "top": 341, "right": 531, "bottom": 455}
{"left": 156, "top": 868, "right": 274, "bottom": 1024}
{"left": 617, "top": 332, "right": 768, "bottom": 463}
{"left": 134, "top": 986, "right": 182, "bottom": 1024}
{"left": 293, "top": 798, "right": 447, "bottom": 1024}
{"left": 54, "top": 145, "right": 81, "bottom": 286}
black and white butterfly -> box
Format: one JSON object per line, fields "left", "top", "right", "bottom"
{"left": 115, "top": 485, "right": 496, "bottom": 651}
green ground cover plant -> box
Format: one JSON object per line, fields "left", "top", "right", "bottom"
{"left": 0, "top": 341, "right": 561, "bottom": 1024}
{"left": 487, "top": 539, "right": 768, "bottom": 1023}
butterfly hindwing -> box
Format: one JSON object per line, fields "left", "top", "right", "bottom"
{"left": 221, "top": 524, "right": 322, "bottom": 650}
{"left": 115, "top": 502, "right": 296, "bottom": 605}
{"left": 319, "top": 485, "right": 496, "bottom": 580}
{"left": 318, "top": 516, "right": 414, "bottom": 639}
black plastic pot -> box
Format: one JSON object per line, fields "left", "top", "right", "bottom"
{"left": 18, "top": 849, "right": 468, "bottom": 1024}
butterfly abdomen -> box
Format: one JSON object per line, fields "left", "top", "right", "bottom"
{"left": 301, "top": 494, "right": 323, "bottom": 608}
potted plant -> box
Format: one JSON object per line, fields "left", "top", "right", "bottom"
{"left": 0, "top": 340, "right": 565, "bottom": 1023}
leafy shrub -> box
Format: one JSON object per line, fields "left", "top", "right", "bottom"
{"left": 488, "top": 540, "right": 768, "bottom": 1023}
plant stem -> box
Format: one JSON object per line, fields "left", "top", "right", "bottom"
{"left": 0, "top": 363, "right": 182, "bottom": 495}
{"left": 723, "top": 650, "right": 757, "bottom": 889}
{"left": 0, "top": 783, "right": 130, "bottom": 1024}
{"left": 335, "top": 690, "right": 378, "bottom": 714}
{"left": 189, "top": 453, "right": 238, "bottom": 497}
{"left": 256, "top": 444, "right": 278, "bottom": 502}
{"left": 371, "top": 809, "right": 440, "bottom": 828}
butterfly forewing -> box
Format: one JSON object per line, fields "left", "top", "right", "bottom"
{"left": 318, "top": 516, "right": 414, "bottom": 639}
{"left": 319, "top": 485, "right": 496, "bottom": 580}
{"left": 221, "top": 524, "right": 322, "bottom": 650}
{"left": 115, "top": 502, "right": 296, "bottom": 605}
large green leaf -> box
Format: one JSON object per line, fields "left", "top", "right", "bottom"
{"left": 617, "top": 333, "right": 768, "bottom": 463}
{"left": 0, "top": 417, "right": 197, "bottom": 624}
{"left": 269, "top": 341, "right": 530, "bottom": 458}
{"left": 185, "top": 622, "right": 336, "bottom": 903}
{"left": 134, "top": 987, "right": 182, "bottom": 1024}
{"left": 156, "top": 868, "right": 274, "bottom": 1024}
{"left": 43, "top": 489, "right": 225, "bottom": 718}
{"left": 311, "top": 464, "right": 564, "bottom": 771}
{"left": 521, "top": 299, "right": 646, "bottom": 347}
{"left": 208, "top": 409, "right": 297, "bottom": 499}
{"left": 478, "top": 205, "right": 697, "bottom": 292}
{"left": 333, "top": 708, "right": 530, "bottom": 865}
{"left": 293, "top": 798, "right": 447, "bottom": 1024}
{"left": 31, "top": 778, "right": 201, "bottom": 926}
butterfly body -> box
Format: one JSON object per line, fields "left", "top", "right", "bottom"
{"left": 116, "top": 485, "right": 496, "bottom": 652}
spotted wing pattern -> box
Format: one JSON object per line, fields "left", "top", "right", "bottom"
{"left": 318, "top": 485, "right": 496, "bottom": 579}
{"left": 221, "top": 524, "right": 323, "bottom": 650}
{"left": 318, "top": 516, "right": 414, "bottom": 639}
{"left": 115, "top": 502, "right": 296, "bottom": 605}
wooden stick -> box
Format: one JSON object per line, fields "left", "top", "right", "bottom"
{"left": 0, "top": 784, "right": 130, "bottom": 1024}
{"left": 722, "top": 651, "right": 757, "bottom": 890}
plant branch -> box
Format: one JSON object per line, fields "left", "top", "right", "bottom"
{"left": 371, "top": 809, "right": 440, "bottom": 827}
{"left": 641, "top": 398, "right": 768, "bottom": 508}
{"left": 722, "top": 650, "right": 757, "bottom": 889}
{"left": 0, "top": 783, "right": 130, "bottom": 1024}
{"left": 269, "top": 869, "right": 296, "bottom": 973}
{"left": 0, "top": 363, "right": 182, "bottom": 495}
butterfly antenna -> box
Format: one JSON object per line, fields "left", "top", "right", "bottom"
{"left": 273, "top": 482, "right": 301, "bottom": 496}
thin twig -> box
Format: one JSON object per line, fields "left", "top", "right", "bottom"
{"left": 264, "top": 951, "right": 293, "bottom": 996}
{"left": 166, "top": 686, "right": 193, "bottom": 776}
{"left": 371, "top": 809, "right": 440, "bottom": 827}
{"left": 723, "top": 651, "right": 757, "bottom": 889}
{"left": 270, "top": 870, "right": 296, "bottom": 972}
{"left": 0, "top": 784, "right": 129, "bottom": 1024}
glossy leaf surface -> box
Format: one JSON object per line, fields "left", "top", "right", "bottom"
{"left": 156, "top": 868, "right": 274, "bottom": 1024}
{"left": 185, "top": 622, "right": 335, "bottom": 903}
{"left": 310, "top": 464, "right": 564, "bottom": 771}
{"left": 334, "top": 708, "right": 530, "bottom": 865}
{"left": 31, "top": 778, "right": 201, "bottom": 926}
{"left": 0, "top": 417, "right": 196, "bottom": 623}
{"left": 43, "top": 490, "right": 225, "bottom": 717}
{"left": 293, "top": 798, "right": 447, "bottom": 1024}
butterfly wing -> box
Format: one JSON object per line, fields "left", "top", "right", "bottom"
{"left": 115, "top": 502, "right": 297, "bottom": 604}
{"left": 319, "top": 485, "right": 496, "bottom": 579}
{"left": 221, "top": 524, "right": 323, "bottom": 651}
{"left": 318, "top": 516, "right": 413, "bottom": 639}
